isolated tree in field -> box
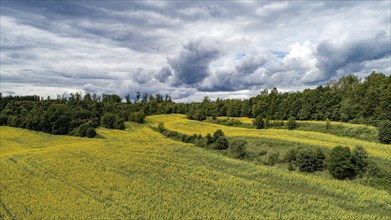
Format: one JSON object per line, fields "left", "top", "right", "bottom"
{"left": 378, "top": 120, "right": 391, "bottom": 144}
{"left": 253, "top": 115, "right": 265, "bottom": 129}
{"left": 287, "top": 117, "right": 298, "bottom": 130}
{"left": 328, "top": 146, "right": 356, "bottom": 179}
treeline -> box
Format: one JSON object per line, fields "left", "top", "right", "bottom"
{"left": 0, "top": 93, "right": 176, "bottom": 137}
{"left": 185, "top": 72, "right": 391, "bottom": 125}
{"left": 0, "top": 72, "right": 390, "bottom": 139}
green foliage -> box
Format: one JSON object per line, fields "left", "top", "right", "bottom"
{"left": 253, "top": 115, "right": 265, "bottom": 129}
{"left": 213, "top": 129, "right": 225, "bottom": 141}
{"left": 266, "top": 152, "right": 280, "bottom": 166}
{"left": 0, "top": 115, "right": 8, "bottom": 125}
{"left": 101, "top": 113, "right": 116, "bottom": 129}
{"left": 186, "top": 109, "right": 206, "bottom": 121}
{"left": 378, "top": 120, "right": 391, "bottom": 144}
{"left": 351, "top": 146, "right": 369, "bottom": 176}
{"left": 259, "top": 150, "right": 267, "bottom": 156}
{"left": 325, "top": 118, "right": 331, "bottom": 131}
{"left": 296, "top": 148, "right": 325, "bottom": 172}
{"left": 228, "top": 140, "right": 247, "bottom": 159}
{"left": 287, "top": 117, "right": 297, "bottom": 130}
{"left": 52, "top": 115, "right": 71, "bottom": 135}
{"left": 328, "top": 146, "right": 356, "bottom": 179}
{"left": 115, "top": 118, "right": 125, "bottom": 130}
{"left": 128, "top": 111, "right": 146, "bottom": 124}
{"left": 86, "top": 127, "right": 96, "bottom": 138}
{"left": 212, "top": 136, "right": 229, "bottom": 150}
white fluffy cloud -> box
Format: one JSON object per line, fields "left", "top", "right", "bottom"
{"left": 1, "top": 1, "right": 390, "bottom": 101}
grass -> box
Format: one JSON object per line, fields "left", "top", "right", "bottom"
{"left": 148, "top": 114, "right": 391, "bottom": 161}
{"left": 207, "top": 116, "right": 378, "bottom": 142}
{"left": 1, "top": 118, "right": 390, "bottom": 219}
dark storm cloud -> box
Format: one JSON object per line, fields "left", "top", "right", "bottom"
{"left": 316, "top": 32, "right": 391, "bottom": 77}
{"left": 168, "top": 39, "right": 220, "bottom": 86}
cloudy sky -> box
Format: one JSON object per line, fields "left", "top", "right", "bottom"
{"left": 1, "top": 1, "right": 390, "bottom": 102}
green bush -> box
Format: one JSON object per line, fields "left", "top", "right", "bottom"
{"left": 212, "top": 136, "right": 229, "bottom": 150}
{"left": 101, "top": 113, "right": 116, "bottom": 129}
{"left": 328, "top": 146, "right": 356, "bottom": 179}
{"left": 266, "top": 152, "right": 280, "bottom": 166}
{"left": 287, "top": 117, "right": 297, "bottom": 130}
{"left": 253, "top": 115, "right": 265, "bottom": 129}
{"left": 228, "top": 140, "right": 247, "bottom": 159}
{"left": 296, "top": 148, "right": 325, "bottom": 172}
{"left": 86, "top": 127, "right": 96, "bottom": 138}
{"left": 213, "top": 129, "right": 225, "bottom": 141}
{"left": 378, "top": 120, "right": 391, "bottom": 144}
{"left": 351, "top": 146, "right": 369, "bottom": 176}
{"left": 128, "top": 111, "right": 146, "bottom": 124}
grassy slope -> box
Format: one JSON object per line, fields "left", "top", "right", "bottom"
{"left": 148, "top": 114, "right": 391, "bottom": 161}
{"left": 1, "top": 123, "right": 390, "bottom": 219}
{"left": 206, "top": 116, "right": 378, "bottom": 142}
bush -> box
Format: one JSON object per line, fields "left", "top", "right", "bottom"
{"left": 296, "top": 148, "right": 325, "bottom": 172}
{"left": 284, "top": 148, "right": 299, "bottom": 162}
{"left": 101, "top": 113, "right": 116, "bottom": 129}
{"left": 378, "top": 120, "right": 391, "bottom": 144}
{"left": 158, "top": 122, "right": 165, "bottom": 132}
{"left": 0, "top": 115, "right": 7, "bottom": 126}
{"left": 52, "top": 115, "right": 71, "bottom": 135}
{"left": 128, "top": 111, "right": 145, "bottom": 124}
{"left": 78, "top": 123, "right": 91, "bottom": 137}
{"left": 212, "top": 136, "right": 229, "bottom": 150}
{"left": 287, "top": 117, "right": 297, "bottom": 130}
{"left": 253, "top": 115, "right": 265, "bottom": 129}
{"left": 351, "top": 146, "right": 369, "bottom": 176}
{"left": 328, "top": 146, "right": 356, "bottom": 179}
{"left": 115, "top": 119, "right": 125, "bottom": 130}
{"left": 86, "top": 127, "right": 96, "bottom": 138}
{"left": 266, "top": 152, "right": 280, "bottom": 166}
{"left": 213, "top": 129, "right": 225, "bottom": 141}
{"left": 325, "top": 118, "right": 331, "bottom": 131}
{"left": 228, "top": 140, "right": 247, "bottom": 158}
{"left": 259, "top": 150, "right": 267, "bottom": 156}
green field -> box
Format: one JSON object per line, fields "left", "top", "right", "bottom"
{"left": 1, "top": 116, "right": 390, "bottom": 219}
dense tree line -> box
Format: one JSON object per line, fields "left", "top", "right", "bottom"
{"left": 1, "top": 72, "right": 390, "bottom": 140}
{"left": 0, "top": 92, "right": 174, "bottom": 137}
{"left": 185, "top": 72, "right": 390, "bottom": 125}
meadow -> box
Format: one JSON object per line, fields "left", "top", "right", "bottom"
{"left": 1, "top": 117, "right": 391, "bottom": 219}
{"left": 148, "top": 114, "right": 391, "bottom": 161}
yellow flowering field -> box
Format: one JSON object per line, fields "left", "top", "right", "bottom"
{"left": 1, "top": 123, "right": 390, "bottom": 219}
{"left": 148, "top": 114, "right": 391, "bottom": 160}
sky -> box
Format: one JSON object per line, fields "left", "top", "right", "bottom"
{"left": 1, "top": 0, "right": 390, "bottom": 102}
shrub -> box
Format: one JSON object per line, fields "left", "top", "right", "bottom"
{"left": 212, "top": 136, "right": 229, "bottom": 150}
{"left": 213, "top": 129, "right": 225, "bottom": 141}
{"left": 287, "top": 117, "right": 297, "bottom": 130}
{"left": 266, "top": 152, "right": 280, "bottom": 166}
{"left": 325, "top": 118, "right": 331, "bottom": 131}
{"left": 0, "top": 115, "right": 7, "bottom": 126}
{"left": 128, "top": 111, "right": 145, "bottom": 124}
{"left": 328, "top": 146, "right": 356, "bottom": 179}
{"left": 351, "top": 146, "right": 369, "bottom": 176}
{"left": 296, "top": 148, "right": 325, "bottom": 172}
{"left": 158, "top": 122, "right": 165, "bottom": 132}
{"left": 101, "top": 113, "right": 116, "bottom": 129}
{"left": 253, "top": 115, "right": 265, "bottom": 129}
{"left": 85, "top": 127, "right": 96, "bottom": 138}
{"left": 78, "top": 123, "right": 91, "bottom": 137}
{"left": 52, "top": 115, "right": 71, "bottom": 135}
{"left": 378, "top": 120, "right": 391, "bottom": 144}
{"left": 115, "top": 119, "right": 125, "bottom": 130}
{"left": 228, "top": 140, "right": 247, "bottom": 159}
{"left": 259, "top": 150, "right": 267, "bottom": 156}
